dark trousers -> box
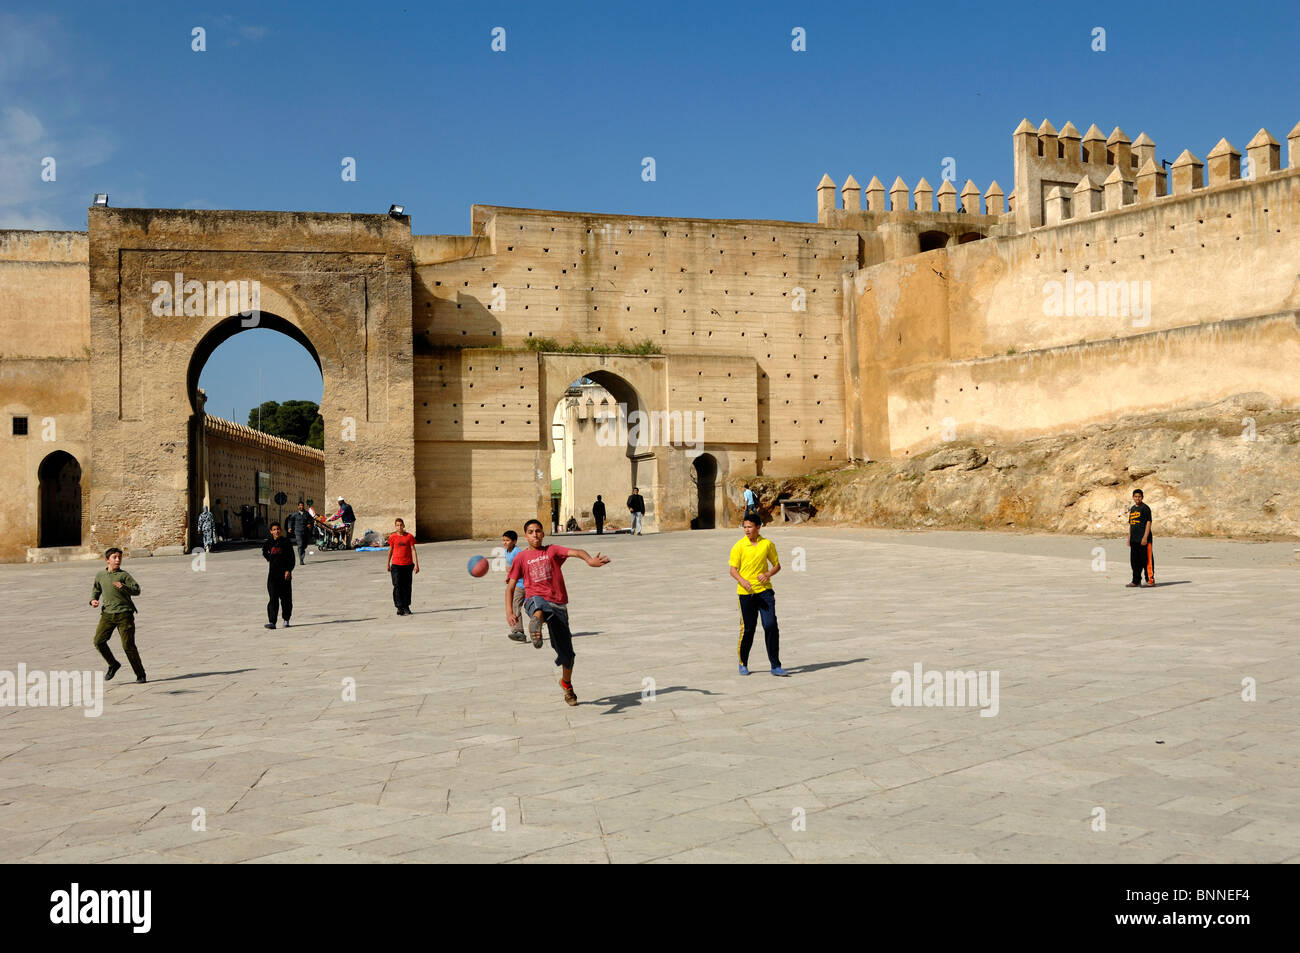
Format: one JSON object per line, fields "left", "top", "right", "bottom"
{"left": 267, "top": 572, "right": 293, "bottom": 623}
{"left": 1130, "top": 541, "right": 1154, "bottom": 584}
{"left": 294, "top": 533, "right": 308, "bottom": 562}
{"left": 595, "top": 516, "right": 604, "bottom": 534}
{"left": 390, "top": 563, "right": 413, "bottom": 610}
{"left": 93, "top": 611, "right": 146, "bottom": 678}
{"left": 524, "top": 595, "right": 575, "bottom": 669}
{"left": 737, "top": 589, "right": 781, "bottom": 668}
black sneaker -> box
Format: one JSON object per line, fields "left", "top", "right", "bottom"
{"left": 135, "top": 674, "right": 147, "bottom": 683}
{"left": 264, "top": 622, "right": 277, "bottom": 629}
{"left": 105, "top": 661, "right": 121, "bottom": 681}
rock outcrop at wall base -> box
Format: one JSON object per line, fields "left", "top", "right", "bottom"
{"left": 743, "top": 394, "right": 1300, "bottom": 540}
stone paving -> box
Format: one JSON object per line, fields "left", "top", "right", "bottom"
{"left": 0, "top": 526, "right": 1296, "bottom": 864}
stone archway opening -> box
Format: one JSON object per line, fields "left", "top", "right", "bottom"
{"left": 186, "top": 315, "right": 327, "bottom": 547}
{"left": 919, "top": 230, "right": 950, "bottom": 252}
{"left": 690, "top": 452, "right": 718, "bottom": 529}
{"left": 38, "top": 450, "right": 82, "bottom": 548}
{"left": 548, "top": 368, "right": 648, "bottom": 533}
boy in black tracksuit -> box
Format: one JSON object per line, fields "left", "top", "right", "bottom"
{"left": 1127, "top": 489, "right": 1154, "bottom": 587}
{"left": 262, "top": 522, "right": 296, "bottom": 628}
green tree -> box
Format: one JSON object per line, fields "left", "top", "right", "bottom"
{"left": 248, "top": 399, "right": 323, "bottom": 447}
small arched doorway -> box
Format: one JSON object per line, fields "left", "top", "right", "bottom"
{"left": 38, "top": 451, "right": 82, "bottom": 547}
{"left": 919, "top": 230, "right": 950, "bottom": 252}
{"left": 690, "top": 453, "right": 718, "bottom": 529}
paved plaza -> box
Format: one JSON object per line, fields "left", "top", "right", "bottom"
{"left": 0, "top": 526, "right": 1296, "bottom": 864}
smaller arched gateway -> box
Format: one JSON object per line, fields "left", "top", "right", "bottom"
{"left": 38, "top": 450, "right": 82, "bottom": 548}
{"left": 690, "top": 452, "right": 719, "bottom": 529}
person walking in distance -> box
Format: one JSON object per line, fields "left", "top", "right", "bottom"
{"left": 729, "top": 515, "right": 787, "bottom": 676}
{"left": 197, "top": 506, "right": 216, "bottom": 552}
{"left": 501, "top": 529, "right": 528, "bottom": 642}
{"left": 742, "top": 483, "right": 759, "bottom": 523}
{"left": 386, "top": 518, "right": 419, "bottom": 615}
{"left": 626, "top": 486, "right": 645, "bottom": 535}
{"left": 285, "top": 500, "right": 312, "bottom": 565}
{"left": 262, "top": 522, "right": 296, "bottom": 629}
{"left": 1126, "top": 488, "right": 1155, "bottom": 588}
{"left": 89, "top": 547, "right": 147, "bottom": 683}
{"left": 592, "top": 495, "right": 606, "bottom": 535}
{"left": 505, "top": 519, "right": 612, "bottom": 706}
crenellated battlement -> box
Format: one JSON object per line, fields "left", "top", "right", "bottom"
{"left": 1014, "top": 117, "right": 1300, "bottom": 231}
{"left": 816, "top": 172, "right": 1006, "bottom": 222}
{"left": 202, "top": 413, "right": 325, "bottom": 463}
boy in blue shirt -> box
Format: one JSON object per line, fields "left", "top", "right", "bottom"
{"left": 502, "top": 530, "right": 527, "bottom": 642}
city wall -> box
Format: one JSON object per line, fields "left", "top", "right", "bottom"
{"left": 201, "top": 415, "right": 326, "bottom": 539}
{"left": 847, "top": 124, "right": 1300, "bottom": 459}
{"left": 4, "top": 117, "right": 1299, "bottom": 556}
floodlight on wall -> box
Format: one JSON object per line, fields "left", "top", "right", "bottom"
{"left": 388, "top": 204, "right": 405, "bottom": 216}
{"left": 92, "top": 194, "right": 109, "bottom": 207}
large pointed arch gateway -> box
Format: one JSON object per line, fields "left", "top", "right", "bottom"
{"left": 86, "top": 208, "right": 416, "bottom": 554}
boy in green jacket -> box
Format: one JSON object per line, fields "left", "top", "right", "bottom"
{"left": 89, "top": 547, "right": 147, "bottom": 683}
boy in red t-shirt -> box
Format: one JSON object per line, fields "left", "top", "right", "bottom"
{"left": 505, "top": 519, "right": 611, "bottom": 705}
{"left": 386, "top": 518, "right": 419, "bottom": 615}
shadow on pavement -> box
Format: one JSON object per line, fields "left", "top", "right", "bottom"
{"left": 587, "top": 685, "right": 720, "bottom": 715}
{"left": 784, "top": 657, "right": 869, "bottom": 675}
{"left": 406, "top": 607, "right": 484, "bottom": 614}
{"left": 282, "top": 618, "right": 378, "bottom": 627}
{"left": 150, "top": 669, "right": 256, "bottom": 683}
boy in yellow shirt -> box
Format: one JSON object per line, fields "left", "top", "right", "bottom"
{"left": 728, "top": 516, "right": 786, "bottom": 676}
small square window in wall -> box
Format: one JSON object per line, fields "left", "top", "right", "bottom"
{"left": 12, "top": 416, "right": 28, "bottom": 436}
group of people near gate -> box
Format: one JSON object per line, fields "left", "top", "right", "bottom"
{"left": 558, "top": 488, "right": 647, "bottom": 535}
{"left": 85, "top": 488, "right": 1158, "bottom": 705}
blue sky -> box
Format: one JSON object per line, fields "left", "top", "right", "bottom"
{"left": 3, "top": 0, "right": 1296, "bottom": 423}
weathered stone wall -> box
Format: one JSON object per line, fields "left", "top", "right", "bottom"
{"left": 414, "top": 207, "right": 853, "bottom": 472}
{"left": 0, "top": 231, "right": 92, "bottom": 561}
{"left": 848, "top": 165, "right": 1300, "bottom": 458}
